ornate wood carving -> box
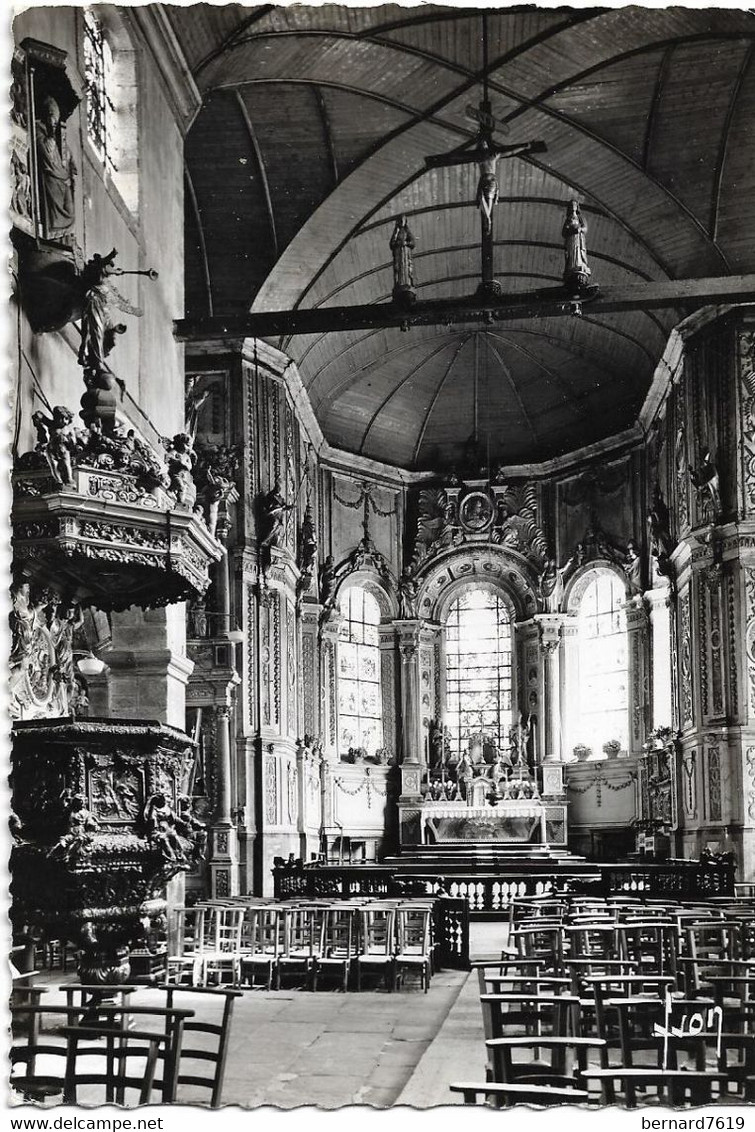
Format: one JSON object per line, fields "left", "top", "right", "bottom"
{"left": 381, "top": 651, "right": 396, "bottom": 762}
{"left": 738, "top": 330, "right": 755, "bottom": 515}
{"left": 264, "top": 749, "right": 277, "bottom": 825}
{"left": 681, "top": 749, "right": 696, "bottom": 820}
{"left": 706, "top": 743, "right": 722, "bottom": 823}
{"left": 679, "top": 590, "right": 694, "bottom": 729}
{"left": 726, "top": 574, "right": 739, "bottom": 719}
{"left": 745, "top": 567, "right": 755, "bottom": 721}
{"left": 302, "top": 632, "right": 316, "bottom": 739}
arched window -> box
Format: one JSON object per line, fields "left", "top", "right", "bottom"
{"left": 577, "top": 572, "right": 628, "bottom": 754}
{"left": 83, "top": 6, "right": 138, "bottom": 212}
{"left": 445, "top": 587, "right": 513, "bottom": 756}
{"left": 337, "top": 586, "right": 383, "bottom": 757}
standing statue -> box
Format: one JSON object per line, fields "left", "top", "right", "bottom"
{"left": 77, "top": 249, "right": 141, "bottom": 384}
{"left": 398, "top": 567, "right": 418, "bottom": 618}
{"left": 9, "top": 581, "right": 36, "bottom": 679}
{"left": 298, "top": 505, "right": 318, "bottom": 590}
{"left": 624, "top": 540, "right": 643, "bottom": 595}
{"left": 539, "top": 557, "right": 560, "bottom": 612}
{"left": 648, "top": 483, "right": 675, "bottom": 567}
{"left": 562, "top": 200, "right": 591, "bottom": 292}
{"left": 456, "top": 749, "right": 474, "bottom": 801}
{"left": 49, "top": 601, "right": 83, "bottom": 701}
{"left": 390, "top": 215, "right": 416, "bottom": 301}
{"left": 319, "top": 554, "right": 337, "bottom": 608}
{"left": 31, "top": 405, "right": 79, "bottom": 485}
{"left": 259, "top": 479, "right": 294, "bottom": 551}
{"left": 691, "top": 447, "right": 722, "bottom": 521}
{"left": 35, "top": 95, "right": 77, "bottom": 243}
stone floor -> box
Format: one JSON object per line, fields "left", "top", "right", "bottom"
{"left": 21, "top": 922, "right": 506, "bottom": 1110}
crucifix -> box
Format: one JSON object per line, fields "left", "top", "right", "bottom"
{"left": 424, "top": 12, "right": 547, "bottom": 295}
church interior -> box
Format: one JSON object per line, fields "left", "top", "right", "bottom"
{"left": 8, "top": 1, "right": 755, "bottom": 1110}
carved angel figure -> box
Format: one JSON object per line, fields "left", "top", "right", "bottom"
{"left": 143, "top": 792, "right": 185, "bottom": 861}
{"left": 413, "top": 487, "right": 452, "bottom": 564}
{"left": 177, "top": 794, "right": 207, "bottom": 863}
{"left": 32, "top": 405, "right": 79, "bottom": 485}
{"left": 164, "top": 432, "right": 197, "bottom": 508}
{"left": 48, "top": 793, "right": 98, "bottom": 863}
{"left": 624, "top": 540, "right": 643, "bottom": 595}
{"left": 319, "top": 554, "right": 337, "bottom": 609}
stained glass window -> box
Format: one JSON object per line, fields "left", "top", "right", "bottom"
{"left": 338, "top": 587, "right": 384, "bottom": 756}
{"left": 578, "top": 572, "right": 628, "bottom": 753}
{"left": 445, "top": 588, "right": 512, "bottom": 756}
{"left": 83, "top": 8, "right": 116, "bottom": 173}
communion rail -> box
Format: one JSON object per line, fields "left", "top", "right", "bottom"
{"left": 273, "top": 857, "right": 735, "bottom": 913}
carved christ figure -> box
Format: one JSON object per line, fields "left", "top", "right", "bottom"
{"left": 476, "top": 152, "right": 499, "bottom": 235}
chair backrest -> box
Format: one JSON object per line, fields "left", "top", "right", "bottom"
{"left": 322, "top": 906, "right": 359, "bottom": 957}
{"left": 485, "top": 1035, "right": 606, "bottom": 1085}
{"left": 163, "top": 985, "right": 242, "bottom": 1107}
{"left": 211, "top": 907, "right": 245, "bottom": 954}
{"left": 395, "top": 906, "right": 432, "bottom": 957}
{"left": 174, "top": 907, "right": 207, "bottom": 956}
{"left": 359, "top": 906, "right": 396, "bottom": 956}
{"left": 60, "top": 1024, "right": 162, "bottom": 1105}
{"left": 281, "top": 905, "right": 324, "bottom": 957}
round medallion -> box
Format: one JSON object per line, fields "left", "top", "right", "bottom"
{"left": 459, "top": 491, "right": 494, "bottom": 533}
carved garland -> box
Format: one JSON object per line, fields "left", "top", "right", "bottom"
{"left": 744, "top": 568, "right": 755, "bottom": 719}
{"left": 727, "top": 575, "right": 739, "bottom": 719}
{"left": 381, "top": 652, "right": 396, "bottom": 762}
{"left": 706, "top": 744, "right": 722, "bottom": 823}
{"left": 333, "top": 769, "right": 387, "bottom": 809}
{"left": 302, "top": 633, "right": 316, "bottom": 739}
{"left": 566, "top": 768, "right": 636, "bottom": 807}
{"left": 738, "top": 330, "right": 755, "bottom": 514}
{"left": 679, "top": 591, "right": 694, "bottom": 729}
{"left": 746, "top": 747, "right": 755, "bottom": 823}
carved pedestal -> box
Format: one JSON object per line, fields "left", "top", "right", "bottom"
{"left": 10, "top": 718, "right": 205, "bottom": 984}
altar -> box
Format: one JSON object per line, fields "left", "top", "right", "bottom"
{"left": 420, "top": 799, "right": 547, "bottom": 845}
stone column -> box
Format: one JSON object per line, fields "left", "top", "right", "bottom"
{"left": 560, "top": 617, "right": 580, "bottom": 760}
{"left": 625, "top": 595, "right": 650, "bottom": 757}
{"left": 210, "top": 702, "right": 239, "bottom": 896}
{"left": 536, "top": 614, "right": 563, "bottom": 762}
{"left": 396, "top": 620, "right": 424, "bottom": 800}
{"left": 646, "top": 585, "right": 673, "bottom": 730}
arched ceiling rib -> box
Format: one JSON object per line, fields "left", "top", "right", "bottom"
{"left": 173, "top": 3, "right": 755, "bottom": 470}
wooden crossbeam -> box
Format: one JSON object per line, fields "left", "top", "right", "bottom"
{"left": 174, "top": 274, "right": 755, "bottom": 342}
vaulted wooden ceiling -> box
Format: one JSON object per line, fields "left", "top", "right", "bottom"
{"left": 169, "top": 3, "right": 755, "bottom": 470}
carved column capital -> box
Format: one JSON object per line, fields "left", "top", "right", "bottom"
{"left": 535, "top": 615, "right": 563, "bottom": 656}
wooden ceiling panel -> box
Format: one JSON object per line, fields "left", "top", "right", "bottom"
{"left": 544, "top": 49, "right": 664, "bottom": 166}
{"left": 647, "top": 40, "right": 751, "bottom": 232}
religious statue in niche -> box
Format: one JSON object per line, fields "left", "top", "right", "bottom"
{"left": 562, "top": 200, "right": 592, "bottom": 293}
{"left": 648, "top": 482, "right": 676, "bottom": 581}
{"left": 398, "top": 567, "right": 418, "bottom": 618}
{"left": 390, "top": 215, "right": 416, "bottom": 305}
{"left": 35, "top": 94, "right": 77, "bottom": 244}
{"left": 624, "top": 540, "right": 643, "bottom": 595}
{"left": 690, "top": 446, "right": 722, "bottom": 523}
{"left": 259, "top": 479, "right": 295, "bottom": 551}
{"left": 297, "top": 504, "right": 318, "bottom": 598}
{"left": 459, "top": 490, "right": 494, "bottom": 533}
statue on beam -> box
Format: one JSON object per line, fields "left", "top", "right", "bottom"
{"left": 562, "top": 200, "right": 592, "bottom": 294}
{"left": 390, "top": 215, "right": 416, "bottom": 305}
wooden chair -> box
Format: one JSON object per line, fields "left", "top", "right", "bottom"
{"left": 484, "top": 1034, "right": 606, "bottom": 1092}
{"left": 59, "top": 1023, "right": 163, "bottom": 1105}
{"left": 394, "top": 904, "right": 433, "bottom": 992}
{"left": 167, "top": 906, "right": 207, "bottom": 986}
{"left": 356, "top": 905, "right": 397, "bottom": 991}
{"left": 277, "top": 905, "right": 324, "bottom": 989}
{"left": 449, "top": 1080, "right": 590, "bottom": 1106}
{"left": 161, "top": 985, "right": 242, "bottom": 1107}
{"left": 313, "top": 905, "right": 359, "bottom": 992}
{"left": 581, "top": 1067, "right": 729, "bottom": 1108}
{"left": 201, "top": 906, "right": 245, "bottom": 987}
{"left": 618, "top": 920, "right": 678, "bottom": 977}
{"left": 240, "top": 904, "right": 283, "bottom": 990}
{"left": 78, "top": 1003, "right": 194, "bottom": 1102}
